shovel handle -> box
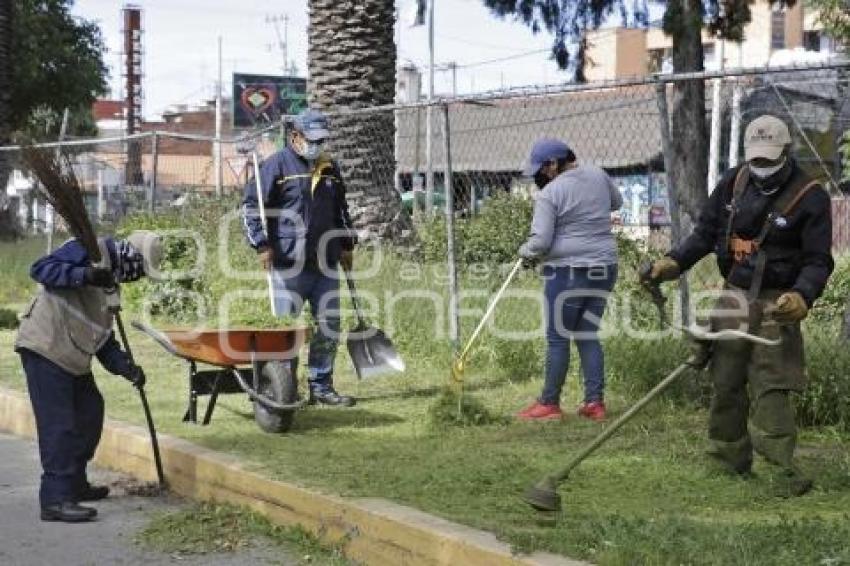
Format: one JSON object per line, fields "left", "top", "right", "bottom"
{"left": 343, "top": 267, "right": 368, "bottom": 327}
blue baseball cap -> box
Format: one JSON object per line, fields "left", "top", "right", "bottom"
{"left": 523, "top": 138, "right": 572, "bottom": 176}
{"left": 293, "top": 109, "right": 330, "bottom": 141}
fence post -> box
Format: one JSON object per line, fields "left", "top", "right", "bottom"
{"left": 655, "top": 81, "right": 690, "bottom": 326}
{"left": 707, "top": 76, "right": 723, "bottom": 192}
{"left": 442, "top": 103, "right": 459, "bottom": 353}
{"left": 149, "top": 132, "right": 159, "bottom": 214}
{"left": 426, "top": 103, "right": 434, "bottom": 215}
{"left": 728, "top": 82, "right": 742, "bottom": 168}
{"left": 97, "top": 168, "right": 105, "bottom": 222}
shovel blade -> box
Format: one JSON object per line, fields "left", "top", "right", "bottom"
{"left": 347, "top": 326, "right": 405, "bottom": 379}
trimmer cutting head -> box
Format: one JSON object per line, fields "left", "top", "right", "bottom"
{"left": 523, "top": 478, "right": 562, "bottom": 512}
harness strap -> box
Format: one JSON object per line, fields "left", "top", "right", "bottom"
{"left": 744, "top": 177, "right": 822, "bottom": 303}
{"left": 724, "top": 166, "right": 750, "bottom": 254}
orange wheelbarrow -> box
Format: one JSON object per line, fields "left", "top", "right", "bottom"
{"left": 132, "top": 321, "right": 310, "bottom": 433}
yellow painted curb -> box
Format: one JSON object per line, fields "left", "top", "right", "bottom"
{"left": 0, "top": 387, "right": 585, "bottom": 566}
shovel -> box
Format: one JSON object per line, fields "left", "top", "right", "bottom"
{"left": 344, "top": 268, "right": 405, "bottom": 379}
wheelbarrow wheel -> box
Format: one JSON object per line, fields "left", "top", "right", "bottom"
{"left": 253, "top": 360, "right": 298, "bottom": 433}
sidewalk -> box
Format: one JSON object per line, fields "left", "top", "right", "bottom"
{"left": 0, "top": 433, "right": 293, "bottom": 566}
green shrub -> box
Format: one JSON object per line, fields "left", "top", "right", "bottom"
{"left": 417, "top": 193, "right": 533, "bottom": 266}
{"left": 796, "top": 321, "right": 850, "bottom": 430}
{"left": 489, "top": 338, "right": 543, "bottom": 382}
{"left": 119, "top": 195, "right": 282, "bottom": 327}
{"left": 811, "top": 255, "right": 850, "bottom": 321}
{"left": 605, "top": 332, "right": 707, "bottom": 405}
{"left": 0, "top": 308, "right": 19, "bottom": 329}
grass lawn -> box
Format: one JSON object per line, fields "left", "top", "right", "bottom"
{"left": 3, "top": 323, "right": 850, "bottom": 565}
{"left": 0, "top": 236, "right": 45, "bottom": 309}
{"left": 3, "top": 232, "right": 850, "bottom": 565}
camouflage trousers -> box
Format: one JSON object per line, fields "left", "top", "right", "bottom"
{"left": 707, "top": 286, "right": 805, "bottom": 473}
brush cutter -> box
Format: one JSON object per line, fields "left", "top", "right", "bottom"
{"left": 450, "top": 258, "right": 524, "bottom": 388}
{"left": 523, "top": 322, "right": 780, "bottom": 513}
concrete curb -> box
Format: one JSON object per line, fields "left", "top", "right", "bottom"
{"left": 0, "top": 386, "right": 584, "bottom": 566}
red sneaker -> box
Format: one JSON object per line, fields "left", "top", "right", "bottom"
{"left": 577, "top": 401, "right": 606, "bottom": 421}
{"left": 517, "top": 401, "right": 563, "bottom": 421}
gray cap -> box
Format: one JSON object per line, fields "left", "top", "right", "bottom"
{"left": 292, "top": 109, "right": 330, "bottom": 142}
{"left": 744, "top": 115, "right": 791, "bottom": 161}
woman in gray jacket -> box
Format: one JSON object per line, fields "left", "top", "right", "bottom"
{"left": 516, "top": 139, "right": 622, "bottom": 422}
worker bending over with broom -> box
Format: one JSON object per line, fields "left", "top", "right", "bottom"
{"left": 15, "top": 231, "right": 162, "bottom": 522}
{"left": 645, "top": 115, "right": 833, "bottom": 496}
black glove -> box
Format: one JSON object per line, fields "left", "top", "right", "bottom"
{"left": 520, "top": 256, "right": 539, "bottom": 270}
{"left": 84, "top": 267, "right": 115, "bottom": 288}
{"left": 123, "top": 364, "right": 146, "bottom": 388}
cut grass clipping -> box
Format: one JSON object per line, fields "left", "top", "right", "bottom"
{"left": 136, "top": 502, "right": 350, "bottom": 564}
{"left": 0, "top": 308, "right": 18, "bottom": 330}
{"left": 428, "top": 388, "right": 502, "bottom": 427}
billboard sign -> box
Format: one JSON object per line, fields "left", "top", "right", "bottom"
{"left": 232, "top": 73, "right": 307, "bottom": 128}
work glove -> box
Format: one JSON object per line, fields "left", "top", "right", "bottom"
{"left": 123, "top": 363, "right": 146, "bottom": 388}
{"left": 339, "top": 250, "right": 353, "bottom": 272}
{"left": 84, "top": 266, "right": 115, "bottom": 288}
{"left": 769, "top": 291, "right": 808, "bottom": 324}
{"left": 257, "top": 246, "right": 273, "bottom": 271}
{"left": 644, "top": 256, "right": 680, "bottom": 283}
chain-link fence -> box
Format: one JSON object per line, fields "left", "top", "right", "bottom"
{"left": 2, "top": 63, "right": 848, "bottom": 258}
{"left": 0, "top": 128, "right": 283, "bottom": 230}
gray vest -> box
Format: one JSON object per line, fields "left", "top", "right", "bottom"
{"left": 15, "top": 240, "right": 118, "bottom": 376}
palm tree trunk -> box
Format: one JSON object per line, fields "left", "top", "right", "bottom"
{"left": 307, "top": 0, "right": 406, "bottom": 239}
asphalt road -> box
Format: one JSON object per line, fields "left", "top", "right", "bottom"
{"left": 0, "top": 432, "right": 296, "bottom": 566}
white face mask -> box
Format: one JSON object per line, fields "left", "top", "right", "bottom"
{"left": 749, "top": 157, "right": 786, "bottom": 180}
{"left": 292, "top": 135, "right": 324, "bottom": 162}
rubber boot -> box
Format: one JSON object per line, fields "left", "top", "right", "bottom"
{"left": 706, "top": 436, "right": 753, "bottom": 476}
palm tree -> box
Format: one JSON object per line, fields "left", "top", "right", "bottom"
{"left": 307, "top": 0, "right": 405, "bottom": 238}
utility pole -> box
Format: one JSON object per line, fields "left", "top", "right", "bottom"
{"left": 267, "top": 14, "right": 293, "bottom": 75}
{"left": 215, "top": 36, "right": 223, "bottom": 197}
{"left": 449, "top": 62, "right": 457, "bottom": 97}
{"left": 425, "top": 0, "right": 435, "bottom": 214}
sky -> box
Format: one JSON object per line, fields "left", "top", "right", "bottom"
{"left": 71, "top": 0, "right": 566, "bottom": 121}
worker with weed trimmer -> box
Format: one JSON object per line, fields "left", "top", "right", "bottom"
{"left": 645, "top": 115, "right": 834, "bottom": 496}
{"left": 15, "top": 230, "right": 162, "bottom": 522}
{"left": 516, "top": 138, "right": 623, "bottom": 422}
{"left": 242, "top": 109, "right": 358, "bottom": 406}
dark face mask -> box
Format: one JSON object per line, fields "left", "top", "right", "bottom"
{"left": 534, "top": 170, "right": 550, "bottom": 189}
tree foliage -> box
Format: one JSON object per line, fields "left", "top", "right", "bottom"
{"left": 807, "top": 0, "right": 850, "bottom": 48}
{"left": 11, "top": 0, "right": 108, "bottom": 139}
{"left": 482, "top": 1, "right": 795, "bottom": 75}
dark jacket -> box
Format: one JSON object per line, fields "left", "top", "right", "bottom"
{"left": 15, "top": 238, "right": 132, "bottom": 376}
{"left": 241, "top": 146, "right": 356, "bottom": 269}
{"left": 668, "top": 161, "right": 834, "bottom": 306}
